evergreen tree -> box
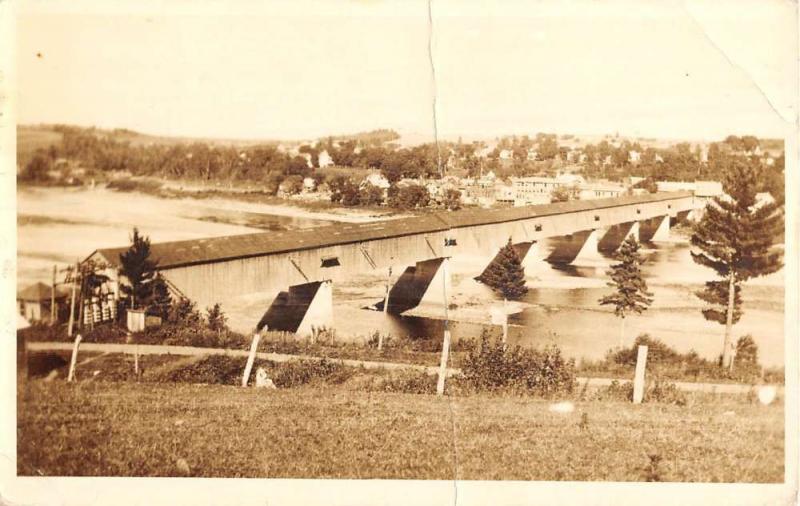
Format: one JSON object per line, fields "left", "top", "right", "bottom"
{"left": 478, "top": 238, "right": 528, "bottom": 300}
{"left": 691, "top": 160, "right": 783, "bottom": 369}
{"left": 206, "top": 303, "right": 228, "bottom": 333}
{"left": 598, "top": 236, "right": 653, "bottom": 346}
{"left": 147, "top": 275, "right": 173, "bottom": 319}
{"left": 119, "top": 227, "right": 158, "bottom": 309}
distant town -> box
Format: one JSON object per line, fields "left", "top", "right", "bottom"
{"left": 17, "top": 126, "right": 785, "bottom": 213}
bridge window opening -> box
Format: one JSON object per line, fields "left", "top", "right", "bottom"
{"left": 594, "top": 215, "right": 600, "bottom": 222}
{"left": 444, "top": 238, "right": 457, "bottom": 247}
{"left": 636, "top": 209, "right": 641, "bottom": 214}
{"left": 668, "top": 204, "right": 672, "bottom": 209}
{"left": 534, "top": 224, "right": 543, "bottom": 232}
{"left": 321, "top": 256, "right": 340, "bottom": 268}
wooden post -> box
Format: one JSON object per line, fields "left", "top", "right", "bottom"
{"left": 241, "top": 333, "right": 262, "bottom": 387}
{"left": 632, "top": 345, "right": 648, "bottom": 404}
{"left": 134, "top": 345, "right": 140, "bottom": 377}
{"left": 51, "top": 265, "right": 57, "bottom": 324}
{"left": 67, "top": 282, "right": 77, "bottom": 337}
{"left": 67, "top": 334, "right": 82, "bottom": 382}
{"left": 436, "top": 329, "right": 451, "bottom": 396}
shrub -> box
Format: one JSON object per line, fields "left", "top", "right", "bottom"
{"left": 376, "top": 370, "right": 437, "bottom": 395}
{"left": 206, "top": 304, "right": 228, "bottom": 333}
{"left": 168, "top": 298, "right": 202, "bottom": 327}
{"left": 272, "top": 359, "right": 354, "bottom": 388}
{"left": 162, "top": 355, "right": 253, "bottom": 385}
{"left": 593, "top": 378, "right": 686, "bottom": 405}
{"left": 138, "top": 323, "right": 248, "bottom": 348}
{"left": 733, "top": 335, "right": 761, "bottom": 381}
{"left": 460, "top": 333, "right": 575, "bottom": 396}
{"left": 596, "top": 334, "right": 775, "bottom": 384}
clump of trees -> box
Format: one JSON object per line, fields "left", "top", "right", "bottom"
{"left": 691, "top": 160, "right": 783, "bottom": 370}
{"left": 477, "top": 238, "right": 528, "bottom": 300}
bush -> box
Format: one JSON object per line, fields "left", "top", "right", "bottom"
{"left": 162, "top": 355, "right": 252, "bottom": 385}
{"left": 593, "top": 334, "right": 774, "bottom": 384}
{"left": 460, "top": 334, "right": 575, "bottom": 396}
{"left": 593, "top": 378, "right": 687, "bottom": 405}
{"left": 272, "top": 359, "right": 354, "bottom": 388}
{"left": 375, "top": 370, "right": 437, "bottom": 395}
{"left": 161, "top": 356, "right": 354, "bottom": 387}
{"left": 138, "top": 323, "right": 248, "bottom": 348}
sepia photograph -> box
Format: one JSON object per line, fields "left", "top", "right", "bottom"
{"left": 1, "top": 0, "right": 798, "bottom": 504}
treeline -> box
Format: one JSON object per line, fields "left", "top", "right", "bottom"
{"left": 18, "top": 126, "right": 443, "bottom": 188}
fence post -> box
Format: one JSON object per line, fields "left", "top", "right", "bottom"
{"left": 436, "top": 329, "right": 451, "bottom": 396}
{"left": 67, "top": 334, "right": 82, "bottom": 382}
{"left": 241, "top": 333, "right": 262, "bottom": 387}
{"left": 633, "top": 345, "right": 648, "bottom": 404}
{"left": 67, "top": 282, "right": 77, "bottom": 337}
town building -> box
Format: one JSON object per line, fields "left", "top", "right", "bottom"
{"left": 578, "top": 183, "right": 626, "bottom": 200}
{"left": 17, "top": 282, "right": 69, "bottom": 324}
{"left": 318, "top": 150, "right": 334, "bottom": 168}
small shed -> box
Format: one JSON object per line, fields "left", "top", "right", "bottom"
{"left": 17, "top": 282, "right": 69, "bottom": 324}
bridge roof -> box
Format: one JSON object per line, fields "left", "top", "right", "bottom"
{"left": 91, "top": 191, "right": 691, "bottom": 270}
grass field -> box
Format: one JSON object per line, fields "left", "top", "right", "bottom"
{"left": 17, "top": 380, "right": 784, "bottom": 481}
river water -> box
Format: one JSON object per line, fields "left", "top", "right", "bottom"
{"left": 17, "top": 186, "right": 786, "bottom": 367}
{"left": 326, "top": 240, "right": 785, "bottom": 368}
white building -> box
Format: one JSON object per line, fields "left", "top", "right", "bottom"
{"left": 363, "top": 172, "right": 391, "bottom": 190}
{"left": 318, "top": 150, "right": 334, "bottom": 168}
{"left": 499, "top": 149, "right": 514, "bottom": 160}
{"left": 628, "top": 150, "right": 641, "bottom": 164}
{"left": 511, "top": 176, "right": 565, "bottom": 206}
{"left": 578, "top": 183, "right": 626, "bottom": 200}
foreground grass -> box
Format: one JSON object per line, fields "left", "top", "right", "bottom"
{"left": 18, "top": 380, "right": 783, "bottom": 481}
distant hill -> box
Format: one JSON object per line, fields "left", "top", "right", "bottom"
{"left": 16, "top": 124, "right": 284, "bottom": 164}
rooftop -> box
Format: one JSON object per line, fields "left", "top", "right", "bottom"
{"left": 17, "top": 282, "right": 69, "bottom": 302}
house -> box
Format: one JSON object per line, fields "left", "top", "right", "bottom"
{"left": 578, "top": 183, "right": 626, "bottom": 200}
{"left": 363, "top": 172, "right": 390, "bottom": 190}
{"left": 527, "top": 149, "right": 539, "bottom": 161}
{"left": 302, "top": 177, "right": 317, "bottom": 192}
{"left": 499, "top": 149, "right": 514, "bottom": 161}
{"left": 318, "top": 150, "right": 334, "bottom": 168}
{"left": 17, "top": 282, "right": 70, "bottom": 324}
{"left": 628, "top": 150, "right": 641, "bottom": 164}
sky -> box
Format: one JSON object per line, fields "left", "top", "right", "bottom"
{"left": 15, "top": 0, "right": 798, "bottom": 142}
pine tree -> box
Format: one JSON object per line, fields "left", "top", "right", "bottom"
{"left": 691, "top": 159, "right": 783, "bottom": 369}
{"left": 147, "top": 275, "right": 173, "bottom": 319}
{"left": 598, "top": 236, "right": 653, "bottom": 346}
{"left": 119, "top": 228, "right": 158, "bottom": 310}
{"left": 206, "top": 303, "right": 228, "bottom": 333}
{"left": 478, "top": 237, "right": 528, "bottom": 300}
